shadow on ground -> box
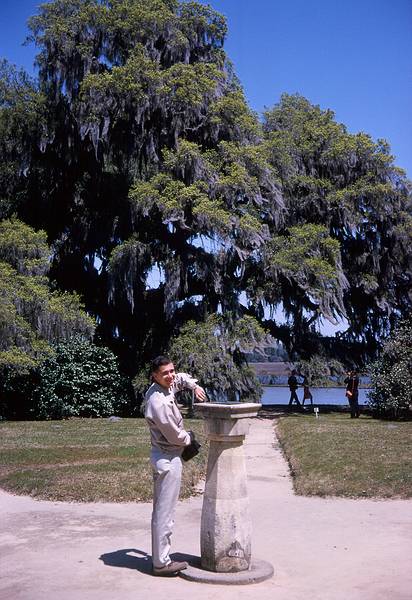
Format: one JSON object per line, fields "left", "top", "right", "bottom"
{"left": 171, "top": 552, "right": 201, "bottom": 567}
{"left": 99, "top": 549, "right": 152, "bottom": 574}
{"left": 99, "top": 549, "right": 201, "bottom": 576}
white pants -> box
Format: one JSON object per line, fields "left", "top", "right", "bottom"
{"left": 150, "top": 448, "right": 182, "bottom": 568}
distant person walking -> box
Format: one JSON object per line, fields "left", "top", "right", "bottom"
{"left": 288, "top": 370, "right": 301, "bottom": 407}
{"left": 301, "top": 375, "right": 313, "bottom": 406}
{"left": 344, "top": 370, "right": 360, "bottom": 418}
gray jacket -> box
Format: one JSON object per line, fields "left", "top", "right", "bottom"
{"left": 144, "top": 373, "right": 197, "bottom": 453}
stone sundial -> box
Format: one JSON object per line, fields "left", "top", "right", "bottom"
{"left": 180, "top": 402, "right": 274, "bottom": 585}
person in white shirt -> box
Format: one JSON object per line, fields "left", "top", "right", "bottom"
{"left": 144, "top": 355, "right": 206, "bottom": 576}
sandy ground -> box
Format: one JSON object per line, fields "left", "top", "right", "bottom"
{"left": 1, "top": 417, "right": 411, "bottom": 600}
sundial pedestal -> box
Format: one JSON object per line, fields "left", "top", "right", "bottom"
{"left": 179, "top": 403, "right": 274, "bottom": 585}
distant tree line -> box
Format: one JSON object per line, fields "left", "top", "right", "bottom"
{"left": 0, "top": 0, "right": 411, "bottom": 417}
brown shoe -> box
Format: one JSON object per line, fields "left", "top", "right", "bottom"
{"left": 153, "top": 560, "right": 188, "bottom": 576}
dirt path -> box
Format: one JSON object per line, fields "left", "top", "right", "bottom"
{"left": 1, "top": 417, "right": 411, "bottom": 600}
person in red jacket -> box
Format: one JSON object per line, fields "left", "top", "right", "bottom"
{"left": 301, "top": 375, "right": 313, "bottom": 406}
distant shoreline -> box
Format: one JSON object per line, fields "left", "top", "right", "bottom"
{"left": 262, "top": 384, "right": 371, "bottom": 389}
{"left": 261, "top": 386, "right": 371, "bottom": 406}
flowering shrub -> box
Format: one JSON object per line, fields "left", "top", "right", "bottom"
{"left": 33, "top": 337, "right": 133, "bottom": 419}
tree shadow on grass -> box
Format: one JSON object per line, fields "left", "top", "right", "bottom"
{"left": 99, "top": 549, "right": 200, "bottom": 576}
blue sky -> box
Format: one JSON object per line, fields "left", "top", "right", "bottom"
{"left": 208, "top": 0, "right": 412, "bottom": 178}
{"left": 1, "top": 0, "right": 411, "bottom": 177}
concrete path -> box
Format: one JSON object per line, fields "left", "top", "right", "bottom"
{"left": 1, "top": 417, "right": 411, "bottom": 600}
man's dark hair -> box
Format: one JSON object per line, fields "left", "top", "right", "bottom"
{"left": 151, "top": 355, "right": 173, "bottom": 373}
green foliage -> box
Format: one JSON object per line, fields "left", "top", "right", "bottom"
{"left": 33, "top": 337, "right": 133, "bottom": 419}
{"left": 208, "top": 90, "right": 261, "bottom": 142}
{"left": 167, "top": 314, "right": 266, "bottom": 402}
{"left": 160, "top": 62, "right": 222, "bottom": 108}
{"left": 0, "top": 60, "right": 46, "bottom": 219}
{"left": 262, "top": 93, "right": 412, "bottom": 358}
{"left": 0, "top": 2, "right": 411, "bottom": 404}
{"left": 81, "top": 44, "right": 160, "bottom": 106}
{"left": 265, "top": 223, "right": 346, "bottom": 320}
{"left": 0, "top": 217, "right": 49, "bottom": 275}
{"left": 0, "top": 218, "right": 95, "bottom": 374}
{"left": 128, "top": 136, "right": 273, "bottom": 246}
{"left": 368, "top": 320, "right": 412, "bottom": 417}
{"left": 296, "top": 355, "right": 345, "bottom": 387}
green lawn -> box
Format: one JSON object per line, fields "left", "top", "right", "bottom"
{"left": 276, "top": 413, "right": 412, "bottom": 498}
{"left": 2, "top": 413, "right": 411, "bottom": 503}
{"left": 0, "top": 418, "right": 207, "bottom": 502}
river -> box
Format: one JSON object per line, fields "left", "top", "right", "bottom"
{"left": 261, "top": 386, "right": 371, "bottom": 406}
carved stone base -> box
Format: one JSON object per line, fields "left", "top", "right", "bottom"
{"left": 179, "top": 558, "right": 274, "bottom": 585}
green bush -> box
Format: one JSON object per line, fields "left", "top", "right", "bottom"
{"left": 0, "top": 368, "right": 38, "bottom": 420}
{"left": 33, "top": 337, "right": 134, "bottom": 419}
{"left": 368, "top": 320, "right": 412, "bottom": 418}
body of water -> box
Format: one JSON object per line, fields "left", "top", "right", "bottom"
{"left": 262, "top": 386, "right": 371, "bottom": 406}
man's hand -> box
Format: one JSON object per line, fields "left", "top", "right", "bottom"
{"left": 194, "top": 385, "right": 207, "bottom": 402}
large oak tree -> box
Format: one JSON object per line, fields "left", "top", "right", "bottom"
{"left": 0, "top": 0, "right": 410, "bottom": 398}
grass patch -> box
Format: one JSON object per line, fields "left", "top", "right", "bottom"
{"left": 0, "top": 418, "right": 207, "bottom": 502}
{"left": 276, "top": 413, "right": 412, "bottom": 498}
